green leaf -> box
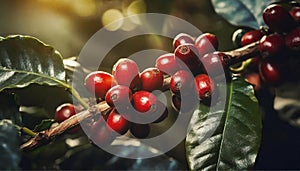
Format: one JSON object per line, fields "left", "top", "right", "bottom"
{"left": 0, "top": 35, "right": 69, "bottom": 91}
{"left": 186, "top": 76, "right": 262, "bottom": 170}
{"left": 0, "top": 92, "right": 22, "bottom": 125}
{"left": 0, "top": 119, "right": 21, "bottom": 170}
{"left": 211, "top": 0, "right": 277, "bottom": 29}
{"left": 34, "top": 119, "right": 55, "bottom": 132}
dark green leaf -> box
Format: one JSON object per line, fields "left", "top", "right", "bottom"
{"left": 0, "top": 119, "right": 21, "bottom": 170}
{"left": 186, "top": 76, "right": 262, "bottom": 170}
{"left": 0, "top": 92, "right": 21, "bottom": 125}
{"left": 33, "top": 119, "right": 55, "bottom": 132}
{"left": 211, "top": 0, "right": 277, "bottom": 29}
{"left": 0, "top": 35, "right": 69, "bottom": 91}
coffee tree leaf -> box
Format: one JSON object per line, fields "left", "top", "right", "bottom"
{"left": 211, "top": 0, "right": 277, "bottom": 29}
{"left": 33, "top": 119, "right": 55, "bottom": 132}
{"left": 0, "top": 35, "right": 68, "bottom": 91}
{"left": 186, "top": 76, "right": 262, "bottom": 170}
{"left": 0, "top": 119, "right": 21, "bottom": 170}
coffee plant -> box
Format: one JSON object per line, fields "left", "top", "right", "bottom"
{"left": 0, "top": 0, "right": 299, "bottom": 170}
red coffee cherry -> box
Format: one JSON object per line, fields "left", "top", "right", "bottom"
{"left": 232, "top": 27, "right": 254, "bottom": 48}
{"left": 106, "top": 109, "right": 130, "bottom": 135}
{"left": 194, "top": 74, "right": 215, "bottom": 101}
{"left": 285, "top": 27, "right": 300, "bottom": 51}
{"left": 112, "top": 58, "right": 140, "bottom": 89}
{"left": 259, "top": 60, "right": 281, "bottom": 85}
{"left": 133, "top": 91, "right": 158, "bottom": 113}
{"left": 174, "top": 44, "right": 201, "bottom": 73}
{"left": 89, "top": 117, "right": 115, "bottom": 146}
{"left": 105, "top": 85, "right": 132, "bottom": 108}
{"left": 169, "top": 70, "right": 196, "bottom": 96}
{"left": 140, "top": 67, "right": 164, "bottom": 92}
{"left": 55, "top": 103, "right": 76, "bottom": 123}
{"left": 173, "top": 33, "right": 195, "bottom": 49}
{"left": 155, "top": 53, "right": 183, "bottom": 75}
{"left": 130, "top": 123, "right": 150, "bottom": 138}
{"left": 289, "top": 7, "right": 300, "bottom": 23}
{"left": 85, "top": 71, "right": 116, "bottom": 98}
{"left": 259, "top": 33, "right": 285, "bottom": 58}
{"left": 201, "top": 52, "right": 228, "bottom": 78}
{"left": 195, "top": 33, "right": 219, "bottom": 56}
{"left": 241, "top": 30, "right": 264, "bottom": 46}
{"left": 263, "top": 4, "right": 294, "bottom": 32}
{"left": 245, "top": 73, "right": 262, "bottom": 91}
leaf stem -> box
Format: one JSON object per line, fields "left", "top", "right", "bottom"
{"left": 15, "top": 125, "right": 37, "bottom": 137}
{"left": 22, "top": 127, "right": 38, "bottom": 137}
{"left": 67, "top": 86, "right": 89, "bottom": 109}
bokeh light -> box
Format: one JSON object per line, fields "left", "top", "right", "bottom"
{"left": 102, "top": 9, "right": 124, "bottom": 31}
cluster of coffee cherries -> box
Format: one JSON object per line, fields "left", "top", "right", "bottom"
{"left": 233, "top": 2, "right": 300, "bottom": 89}
{"left": 60, "top": 30, "right": 229, "bottom": 145}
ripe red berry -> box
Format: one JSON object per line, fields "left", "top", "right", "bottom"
{"left": 85, "top": 71, "right": 116, "bottom": 98}
{"left": 241, "top": 30, "right": 264, "bottom": 46}
{"left": 194, "top": 74, "right": 215, "bottom": 101}
{"left": 130, "top": 123, "right": 150, "bottom": 138}
{"left": 263, "top": 4, "right": 294, "bottom": 32}
{"left": 173, "top": 33, "right": 194, "bottom": 49}
{"left": 259, "top": 33, "right": 285, "bottom": 58}
{"left": 201, "top": 52, "right": 228, "bottom": 77}
{"left": 259, "top": 60, "right": 281, "bottom": 85}
{"left": 106, "top": 109, "right": 130, "bottom": 135}
{"left": 232, "top": 27, "right": 254, "bottom": 47}
{"left": 169, "top": 70, "right": 196, "bottom": 96}
{"left": 133, "top": 91, "right": 158, "bottom": 113}
{"left": 112, "top": 58, "right": 140, "bottom": 89}
{"left": 174, "top": 44, "right": 201, "bottom": 73}
{"left": 89, "top": 117, "right": 115, "bottom": 146}
{"left": 285, "top": 27, "right": 300, "bottom": 51}
{"left": 245, "top": 73, "right": 262, "bottom": 91}
{"left": 105, "top": 85, "right": 132, "bottom": 108}
{"left": 55, "top": 103, "right": 76, "bottom": 123}
{"left": 195, "top": 33, "right": 219, "bottom": 56}
{"left": 289, "top": 7, "right": 300, "bottom": 23}
{"left": 155, "top": 53, "right": 183, "bottom": 75}
{"left": 140, "top": 67, "right": 164, "bottom": 92}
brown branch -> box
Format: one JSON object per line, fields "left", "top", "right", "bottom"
{"left": 20, "top": 41, "right": 260, "bottom": 151}
{"left": 21, "top": 101, "right": 110, "bottom": 150}
{"left": 224, "top": 41, "right": 260, "bottom": 65}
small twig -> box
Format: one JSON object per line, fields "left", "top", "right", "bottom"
{"left": 21, "top": 101, "right": 110, "bottom": 150}
{"left": 224, "top": 41, "right": 260, "bottom": 65}
{"left": 20, "top": 41, "right": 260, "bottom": 151}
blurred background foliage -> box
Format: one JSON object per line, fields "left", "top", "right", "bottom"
{"left": 0, "top": 0, "right": 236, "bottom": 59}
